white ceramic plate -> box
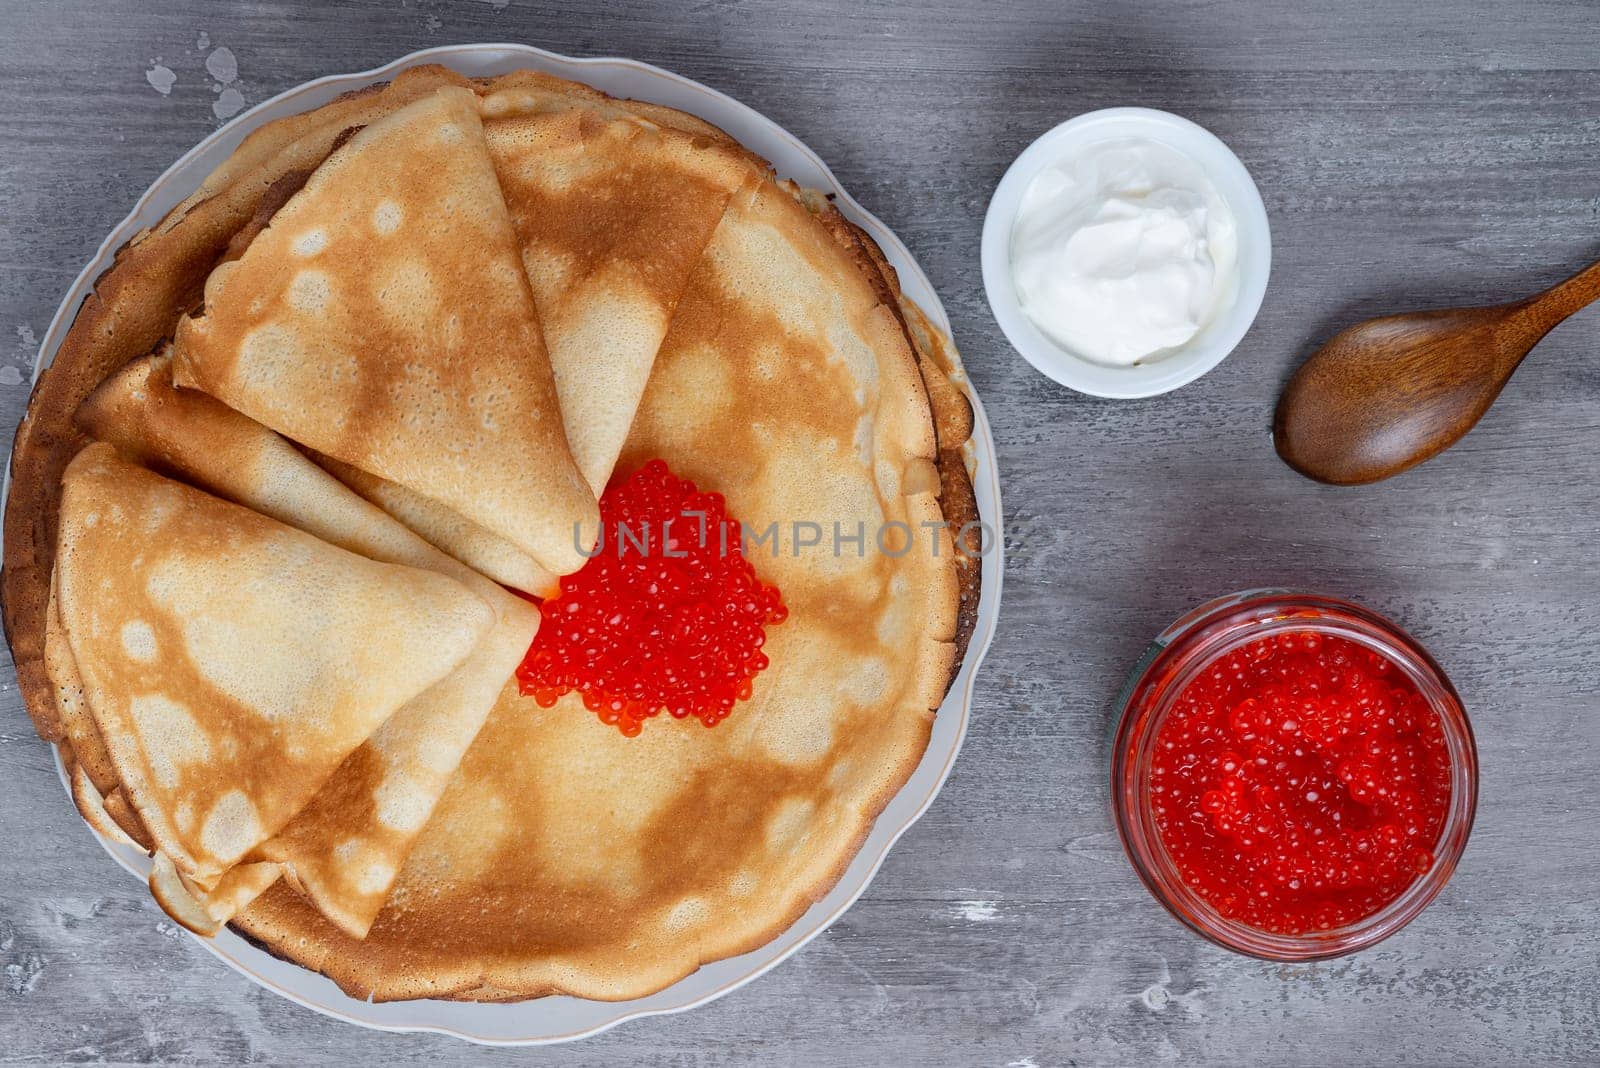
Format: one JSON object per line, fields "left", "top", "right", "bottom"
{"left": 12, "top": 43, "right": 1003, "bottom": 1045}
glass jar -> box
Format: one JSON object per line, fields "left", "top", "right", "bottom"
{"left": 1110, "top": 589, "right": 1478, "bottom": 960}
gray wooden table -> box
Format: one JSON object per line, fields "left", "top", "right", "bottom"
{"left": 4, "top": 1, "right": 1598, "bottom": 1063}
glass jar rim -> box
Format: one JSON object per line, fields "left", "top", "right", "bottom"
{"left": 1110, "top": 589, "right": 1479, "bottom": 961}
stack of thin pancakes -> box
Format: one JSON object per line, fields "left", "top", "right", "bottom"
{"left": 3, "top": 65, "right": 980, "bottom": 1001}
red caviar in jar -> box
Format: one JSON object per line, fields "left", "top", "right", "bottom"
{"left": 516, "top": 459, "right": 786, "bottom": 737}
{"left": 1150, "top": 632, "right": 1452, "bottom": 935}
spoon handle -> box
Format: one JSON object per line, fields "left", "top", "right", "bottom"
{"left": 1518, "top": 256, "right": 1600, "bottom": 335}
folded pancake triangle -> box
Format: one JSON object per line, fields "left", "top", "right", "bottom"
{"left": 481, "top": 73, "right": 766, "bottom": 492}
{"left": 172, "top": 85, "right": 598, "bottom": 576}
{"left": 54, "top": 442, "right": 494, "bottom": 886}
{"left": 75, "top": 355, "right": 540, "bottom": 937}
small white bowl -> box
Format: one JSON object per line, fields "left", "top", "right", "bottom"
{"left": 981, "top": 107, "right": 1271, "bottom": 399}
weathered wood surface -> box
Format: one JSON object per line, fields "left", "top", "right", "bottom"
{"left": 2, "top": 0, "right": 1598, "bottom": 1063}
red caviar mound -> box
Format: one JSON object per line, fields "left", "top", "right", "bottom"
{"left": 517, "top": 459, "right": 787, "bottom": 737}
{"left": 1151, "top": 632, "right": 1451, "bottom": 935}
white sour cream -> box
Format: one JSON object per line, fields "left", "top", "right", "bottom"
{"left": 1009, "top": 138, "right": 1239, "bottom": 367}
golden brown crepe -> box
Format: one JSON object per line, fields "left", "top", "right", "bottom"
{"left": 172, "top": 85, "right": 598, "bottom": 576}
{"left": 232, "top": 174, "right": 961, "bottom": 1001}
{"left": 76, "top": 353, "right": 541, "bottom": 936}
{"left": 54, "top": 443, "right": 493, "bottom": 885}
{"left": 481, "top": 76, "right": 766, "bottom": 492}
{"left": 4, "top": 65, "right": 979, "bottom": 1003}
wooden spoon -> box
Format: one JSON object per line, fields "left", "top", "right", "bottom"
{"left": 1274, "top": 257, "right": 1600, "bottom": 484}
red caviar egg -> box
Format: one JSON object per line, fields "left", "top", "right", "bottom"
{"left": 1150, "top": 633, "right": 1451, "bottom": 935}
{"left": 516, "top": 459, "right": 786, "bottom": 736}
